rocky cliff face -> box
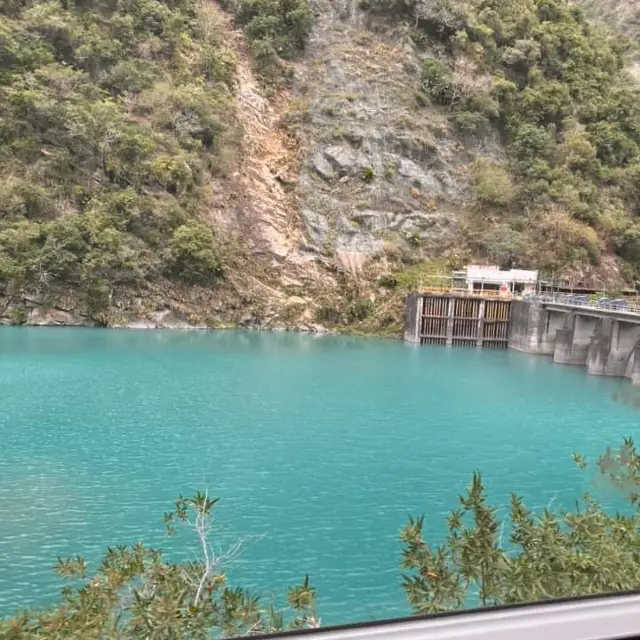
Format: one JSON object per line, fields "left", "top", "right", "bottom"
{"left": 295, "top": 0, "right": 471, "bottom": 268}
{"left": 212, "top": 0, "right": 485, "bottom": 333}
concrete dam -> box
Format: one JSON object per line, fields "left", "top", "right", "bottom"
{"left": 404, "top": 293, "right": 640, "bottom": 384}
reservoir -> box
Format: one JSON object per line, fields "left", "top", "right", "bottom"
{"left": 0, "top": 328, "right": 637, "bottom": 623}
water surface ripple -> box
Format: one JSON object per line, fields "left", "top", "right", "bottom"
{"left": 0, "top": 328, "right": 637, "bottom": 623}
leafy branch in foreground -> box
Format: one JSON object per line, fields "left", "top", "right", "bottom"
{"left": 401, "top": 438, "right": 640, "bottom": 614}
{"left": 1, "top": 493, "right": 318, "bottom": 639}
{"left": 3, "top": 440, "right": 640, "bottom": 637}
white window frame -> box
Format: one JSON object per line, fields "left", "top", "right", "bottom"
{"left": 245, "top": 592, "right": 640, "bottom": 640}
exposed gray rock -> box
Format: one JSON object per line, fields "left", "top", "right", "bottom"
{"left": 354, "top": 153, "right": 373, "bottom": 172}
{"left": 238, "top": 315, "right": 262, "bottom": 329}
{"left": 286, "top": 295, "right": 308, "bottom": 306}
{"left": 294, "top": 0, "right": 473, "bottom": 269}
{"left": 438, "top": 170, "right": 466, "bottom": 202}
{"left": 397, "top": 158, "right": 443, "bottom": 193}
{"left": 352, "top": 210, "right": 393, "bottom": 233}
{"left": 149, "top": 309, "right": 205, "bottom": 329}
{"left": 324, "top": 145, "right": 355, "bottom": 175}
{"left": 342, "top": 125, "right": 366, "bottom": 145}
{"left": 27, "top": 307, "right": 92, "bottom": 326}
{"left": 325, "top": 60, "right": 346, "bottom": 89}
{"left": 387, "top": 132, "right": 438, "bottom": 164}
{"left": 335, "top": 232, "right": 384, "bottom": 254}
{"left": 343, "top": 125, "right": 382, "bottom": 146}
{"left": 391, "top": 211, "right": 454, "bottom": 239}
{"left": 300, "top": 209, "right": 330, "bottom": 245}
{"left": 311, "top": 151, "right": 335, "bottom": 180}
{"left": 335, "top": 214, "right": 360, "bottom": 250}
{"left": 331, "top": 213, "right": 384, "bottom": 254}
{"left": 125, "top": 319, "right": 159, "bottom": 329}
{"left": 335, "top": 213, "right": 359, "bottom": 235}
{"left": 23, "top": 295, "right": 43, "bottom": 309}
{"left": 296, "top": 322, "right": 330, "bottom": 333}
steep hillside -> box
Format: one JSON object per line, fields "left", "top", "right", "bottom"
{"left": 288, "top": 0, "right": 640, "bottom": 330}
{"left": 0, "top": 0, "right": 331, "bottom": 329}
{"left": 0, "top": 1, "right": 232, "bottom": 324}
{"left": 576, "top": 0, "right": 640, "bottom": 86}
{"left": 2, "top": 0, "right": 640, "bottom": 332}
{"left": 578, "top": 0, "right": 640, "bottom": 42}
{"left": 297, "top": 0, "right": 640, "bottom": 273}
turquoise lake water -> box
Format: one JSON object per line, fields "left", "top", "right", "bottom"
{"left": 0, "top": 328, "right": 638, "bottom": 623}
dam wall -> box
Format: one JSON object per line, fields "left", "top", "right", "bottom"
{"left": 508, "top": 300, "right": 640, "bottom": 383}
{"left": 405, "top": 294, "right": 640, "bottom": 383}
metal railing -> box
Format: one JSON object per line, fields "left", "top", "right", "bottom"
{"left": 243, "top": 592, "right": 640, "bottom": 640}
{"left": 418, "top": 286, "right": 517, "bottom": 300}
{"left": 524, "top": 292, "right": 640, "bottom": 316}
{"left": 415, "top": 286, "right": 640, "bottom": 316}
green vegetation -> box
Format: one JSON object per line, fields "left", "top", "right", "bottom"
{"left": 0, "top": 0, "right": 315, "bottom": 320}
{"left": 369, "top": 0, "right": 640, "bottom": 279}
{"left": 234, "top": 0, "right": 313, "bottom": 75}
{"left": 361, "top": 166, "right": 375, "bottom": 182}
{"left": 315, "top": 287, "right": 376, "bottom": 326}
{"left": 2, "top": 438, "right": 640, "bottom": 636}
{"left": 1, "top": 492, "right": 318, "bottom": 638}
{"left": 402, "top": 439, "right": 640, "bottom": 611}
{"left": 323, "top": 259, "right": 460, "bottom": 337}
{"left": 472, "top": 159, "right": 515, "bottom": 208}
{"left": 383, "top": 259, "right": 455, "bottom": 290}
{"left": 579, "top": 0, "right": 640, "bottom": 44}
{"left": 0, "top": 0, "right": 237, "bottom": 316}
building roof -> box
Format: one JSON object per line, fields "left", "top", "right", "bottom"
{"left": 466, "top": 265, "right": 538, "bottom": 284}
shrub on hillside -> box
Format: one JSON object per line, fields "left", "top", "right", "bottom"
{"left": 615, "top": 225, "right": 640, "bottom": 265}
{"left": 169, "top": 221, "right": 223, "bottom": 285}
{"left": 371, "top": 0, "right": 640, "bottom": 277}
{"left": 527, "top": 208, "right": 601, "bottom": 271}
{"left": 235, "top": 0, "right": 313, "bottom": 69}
{"left": 0, "top": 0, "right": 234, "bottom": 312}
{"left": 421, "top": 58, "right": 452, "bottom": 104}
{"left": 472, "top": 160, "right": 515, "bottom": 208}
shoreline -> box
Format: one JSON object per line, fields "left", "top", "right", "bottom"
{"left": 0, "top": 319, "right": 337, "bottom": 334}
{"left": 0, "top": 302, "right": 405, "bottom": 339}
{"left": 0, "top": 303, "right": 337, "bottom": 334}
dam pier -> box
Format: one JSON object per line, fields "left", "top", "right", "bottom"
{"left": 404, "top": 292, "right": 640, "bottom": 384}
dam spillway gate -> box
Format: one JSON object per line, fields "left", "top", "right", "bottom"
{"left": 404, "top": 294, "right": 512, "bottom": 348}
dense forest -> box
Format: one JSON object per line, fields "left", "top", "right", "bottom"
{"left": 0, "top": 0, "right": 231, "bottom": 318}
{"left": 0, "top": 0, "right": 310, "bottom": 324}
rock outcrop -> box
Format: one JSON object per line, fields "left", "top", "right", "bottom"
{"left": 291, "top": 0, "right": 475, "bottom": 275}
